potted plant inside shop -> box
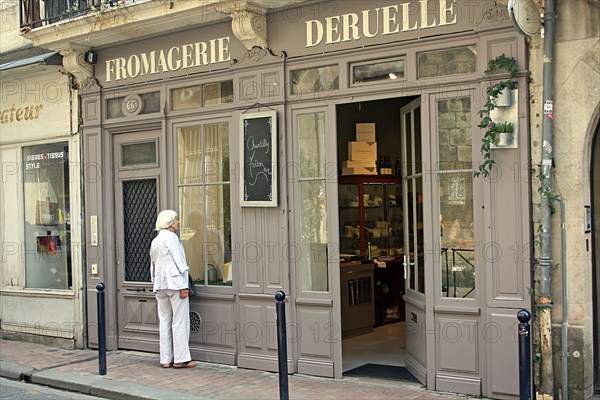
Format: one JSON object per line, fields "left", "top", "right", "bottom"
{"left": 475, "top": 54, "right": 518, "bottom": 177}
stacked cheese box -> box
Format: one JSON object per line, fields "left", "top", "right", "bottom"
{"left": 342, "top": 123, "right": 377, "bottom": 176}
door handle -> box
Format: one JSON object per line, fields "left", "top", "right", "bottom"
{"left": 126, "top": 288, "right": 146, "bottom": 292}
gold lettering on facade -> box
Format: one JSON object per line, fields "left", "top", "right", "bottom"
{"left": 361, "top": 9, "right": 379, "bottom": 38}
{"left": 341, "top": 13, "right": 360, "bottom": 42}
{"left": 305, "top": 0, "right": 457, "bottom": 47}
{"left": 182, "top": 44, "right": 194, "bottom": 69}
{"left": 1, "top": 104, "right": 44, "bottom": 124}
{"left": 382, "top": 6, "right": 400, "bottom": 35}
{"left": 325, "top": 16, "right": 341, "bottom": 44}
{"left": 402, "top": 3, "right": 418, "bottom": 31}
{"left": 105, "top": 36, "right": 231, "bottom": 82}
{"left": 420, "top": 0, "right": 437, "bottom": 28}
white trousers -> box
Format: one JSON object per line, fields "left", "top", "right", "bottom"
{"left": 156, "top": 289, "right": 191, "bottom": 364}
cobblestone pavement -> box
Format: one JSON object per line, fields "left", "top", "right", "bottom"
{"left": 0, "top": 339, "right": 479, "bottom": 400}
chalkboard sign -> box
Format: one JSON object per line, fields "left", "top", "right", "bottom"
{"left": 240, "top": 111, "right": 278, "bottom": 207}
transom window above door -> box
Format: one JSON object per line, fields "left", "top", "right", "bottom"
{"left": 351, "top": 57, "right": 406, "bottom": 85}
{"left": 171, "top": 80, "right": 233, "bottom": 111}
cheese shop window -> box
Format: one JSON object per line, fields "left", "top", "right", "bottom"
{"left": 22, "top": 142, "right": 72, "bottom": 289}
{"left": 177, "top": 122, "right": 232, "bottom": 287}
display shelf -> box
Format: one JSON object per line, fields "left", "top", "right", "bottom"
{"left": 339, "top": 176, "right": 405, "bottom": 326}
{"left": 338, "top": 175, "right": 402, "bottom": 258}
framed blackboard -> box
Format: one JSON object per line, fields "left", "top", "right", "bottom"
{"left": 240, "top": 111, "right": 278, "bottom": 207}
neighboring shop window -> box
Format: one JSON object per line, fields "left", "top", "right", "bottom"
{"left": 171, "top": 81, "right": 233, "bottom": 111}
{"left": 436, "top": 97, "right": 475, "bottom": 299}
{"left": 297, "top": 112, "right": 329, "bottom": 291}
{"left": 106, "top": 91, "right": 161, "bottom": 118}
{"left": 351, "top": 58, "right": 405, "bottom": 84}
{"left": 22, "top": 142, "right": 72, "bottom": 290}
{"left": 291, "top": 65, "right": 338, "bottom": 95}
{"left": 418, "top": 46, "right": 477, "bottom": 79}
{"left": 177, "top": 122, "right": 232, "bottom": 287}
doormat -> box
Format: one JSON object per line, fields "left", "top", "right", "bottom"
{"left": 344, "top": 364, "right": 420, "bottom": 383}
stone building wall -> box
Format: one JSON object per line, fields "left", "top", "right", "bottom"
{"left": 528, "top": 0, "right": 600, "bottom": 398}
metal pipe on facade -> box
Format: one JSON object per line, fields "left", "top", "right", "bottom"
{"left": 538, "top": 0, "right": 557, "bottom": 396}
{"left": 74, "top": 79, "right": 88, "bottom": 350}
{"left": 561, "top": 201, "right": 568, "bottom": 400}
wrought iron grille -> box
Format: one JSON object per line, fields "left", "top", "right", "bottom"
{"left": 19, "top": 0, "right": 140, "bottom": 31}
{"left": 189, "top": 311, "right": 202, "bottom": 333}
{"left": 123, "top": 179, "right": 156, "bottom": 282}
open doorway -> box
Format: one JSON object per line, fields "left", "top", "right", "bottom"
{"left": 336, "top": 96, "right": 419, "bottom": 380}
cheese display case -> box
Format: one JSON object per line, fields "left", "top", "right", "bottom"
{"left": 338, "top": 175, "right": 403, "bottom": 259}
{"left": 339, "top": 175, "right": 405, "bottom": 326}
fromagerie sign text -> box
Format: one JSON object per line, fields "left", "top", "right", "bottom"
{"left": 105, "top": 36, "right": 231, "bottom": 82}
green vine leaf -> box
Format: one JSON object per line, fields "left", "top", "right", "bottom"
{"left": 475, "top": 55, "right": 518, "bottom": 178}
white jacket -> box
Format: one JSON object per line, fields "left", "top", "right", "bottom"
{"left": 150, "top": 230, "right": 189, "bottom": 292}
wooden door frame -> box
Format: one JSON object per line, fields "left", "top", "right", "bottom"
{"left": 112, "top": 129, "right": 166, "bottom": 351}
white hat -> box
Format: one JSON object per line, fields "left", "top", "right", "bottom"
{"left": 155, "top": 210, "right": 178, "bottom": 231}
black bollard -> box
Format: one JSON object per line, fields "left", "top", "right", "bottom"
{"left": 517, "top": 309, "right": 532, "bottom": 400}
{"left": 96, "top": 282, "right": 107, "bottom": 376}
{"left": 275, "top": 291, "right": 289, "bottom": 400}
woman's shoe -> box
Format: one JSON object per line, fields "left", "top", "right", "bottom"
{"left": 173, "top": 361, "right": 197, "bottom": 368}
{"left": 161, "top": 363, "right": 173, "bottom": 368}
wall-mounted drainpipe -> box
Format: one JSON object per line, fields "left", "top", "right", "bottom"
{"left": 561, "top": 200, "right": 568, "bottom": 400}
{"left": 538, "top": 0, "right": 557, "bottom": 396}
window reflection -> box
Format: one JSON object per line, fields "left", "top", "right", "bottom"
{"left": 121, "top": 142, "right": 156, "bottom": 166}
{"left": 297, "top": 112, "right": 329, "bottom": 292}
{"left": 418, "top": 46, "right": 477, "bottom": 79}
{"left": 22, "top": 142, "right": 72, "bottom": 289}
{"left": 171, "top": 81, "right": 233, "bottom": 111}
{"left": 352, "top": 58, "right": 405, "bottom": 84}
{"left": 172, "top": 86, "right": 201, "bottom": 111}
{"left": 437, "top": 96, "right": 475, "bottom": 299}
{"left": 291, "top": 65, "right": 338, "bottom": 95}
{"left": 440, "top": 174, "right": 475, "bottom": 299}
{"left": 178, "top": 123, "right": 232, "bottom": 287}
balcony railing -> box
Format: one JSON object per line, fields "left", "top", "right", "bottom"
{"left": 19, "top": 0, "right": 139, "bottom": 32}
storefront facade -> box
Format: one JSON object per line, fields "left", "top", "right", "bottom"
{"left": 81, "top": 1, "right": 531, "bottom": 398}
{"left": 0, "top": 53, "right": 84, "bottom": 348}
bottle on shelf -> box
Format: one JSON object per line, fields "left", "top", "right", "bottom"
{"left": 378, "top": 155, "right": 384, "bottom": 175}
{"left": 385, "top": 155, "right": 392, "bottom": 175}
{"left": 394, "top": 155, "right": 401, "bottom": 176}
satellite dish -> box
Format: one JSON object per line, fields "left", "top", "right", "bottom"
{"left": 508, "top": 0, "right": 542, "bottom": 37}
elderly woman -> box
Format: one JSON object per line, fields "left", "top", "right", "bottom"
{"left": 150, "top": 210, "right": 197, "bottom": 369}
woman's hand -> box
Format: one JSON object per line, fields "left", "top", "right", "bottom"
{"left": 180, "top": 288, "right": 189, "bottom": 299}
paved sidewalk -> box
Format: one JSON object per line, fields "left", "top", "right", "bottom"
{"left": 0, "top": 339, "right": 477, "bottom": 400}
